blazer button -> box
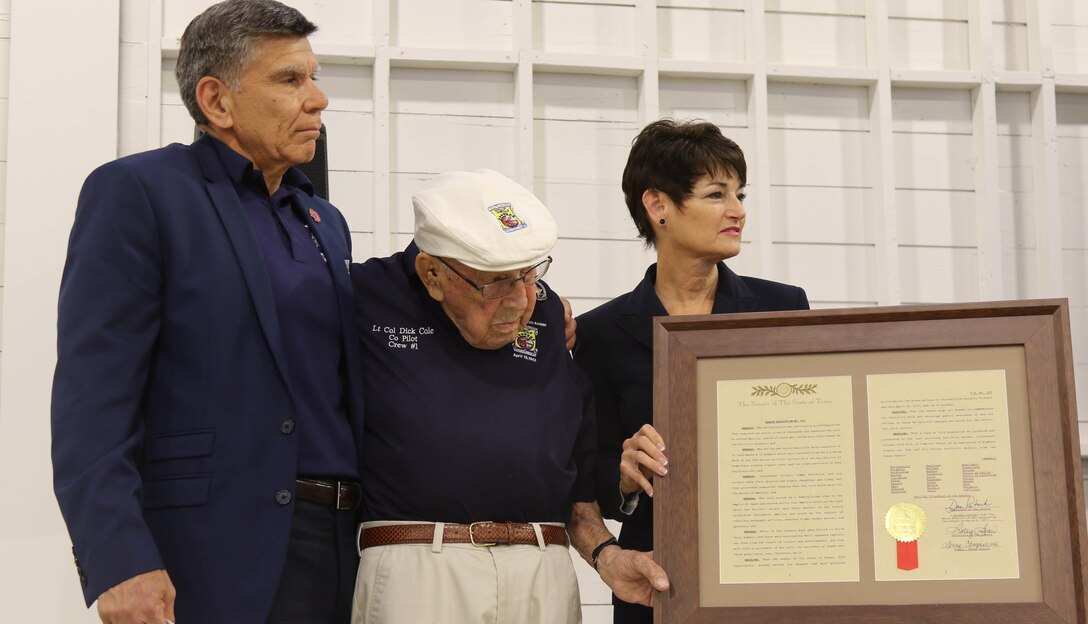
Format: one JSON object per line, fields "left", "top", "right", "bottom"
{"left": 280, "top": 419, "right": 295, "bottom": 434}
{"left": 276, "top": 489, "right": 292, "bottom": 505}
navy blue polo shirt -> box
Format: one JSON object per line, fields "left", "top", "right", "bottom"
{"left": 351, "top": 242, "right": 594, "bottom": 523}
{"left": 211, "top": 137, "right": 357, "bottom": 479}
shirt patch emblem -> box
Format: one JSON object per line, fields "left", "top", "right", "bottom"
{"left": 309, "top": 208, "right": 321, "bottom": 223}
{"left": 535, "top": 284, "right": 548, "bottom": 301}
{"left": 513, "top": 326, "right": 539, "bottom": 359}
{"left": 488, "top": 203, "right": 527, "bottom": 233}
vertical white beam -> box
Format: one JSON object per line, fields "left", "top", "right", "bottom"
{"left": 1026, "top": 0, "right": 1055, "bottom": 75}
{"left": 745, "top": 0, "right": 772, "bottom": 278}
{"left": 637, "top": 0, "right": 658, "bottom": 125}
{"left": 1030, "top": 81, "right": 1063, "bottom": 298}
{"left": 969, "top": 0, "right": 1004, "bottom": 300}
{"left": 372, "top": 0, "right": 391, "bottom": 255}
{"left": 1027, "top": 0, "right": 1063, "bottom": 297}
{"left": 866, "top": 0, "right": 900, "bottom": 305}
{"left": 146, "top": 0, "right": 163, "bottom": 149}
{"left": 514, "top": 0, "right": 534, "bottom": 191}
{"left": 0, "top": 0, "right": 120, "bottom": 618}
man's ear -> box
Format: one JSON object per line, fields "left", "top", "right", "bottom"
{"left": 415, "top": 252, "right": 446, "bottom": 302}
{"left": 195, "top": 76, "right": 234, "bottom": 132}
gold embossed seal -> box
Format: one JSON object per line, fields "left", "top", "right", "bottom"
{"left": 885, "top": 503, "right": 926, "bottom": 570}
{"left": 885, "top": 503, "right": 926, "bottom": 542}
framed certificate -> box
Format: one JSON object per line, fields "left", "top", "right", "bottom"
{"left": 653, "top": 300, "right": 1088, "bottom": 623}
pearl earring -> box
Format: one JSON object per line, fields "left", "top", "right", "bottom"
{"left": 658, "top": 218, "right": 665, "bottom": 225}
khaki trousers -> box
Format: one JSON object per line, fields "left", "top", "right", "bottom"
{"left": 351, "top": 521, "right": 582, "bottom": 624}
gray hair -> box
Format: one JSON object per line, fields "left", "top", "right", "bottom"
{"left": 175, "top": 0, "right": 317, "bottom": 126}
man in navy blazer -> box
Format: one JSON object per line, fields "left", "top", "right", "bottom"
{"left": 51, "top": 1, "right": 363, "bottom": 622}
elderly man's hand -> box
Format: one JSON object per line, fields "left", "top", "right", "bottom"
{"left": 595, "top": 547, "right": 669, "bottom": 607}
{"left": 562, "top": 297, "right": 577, "bottom": 350}
{"left": 97, "top": 569, "right": 176, "bottom": 624}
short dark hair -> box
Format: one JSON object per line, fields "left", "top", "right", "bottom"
{"left": 175, "top": 0, "right": 318, "bottom": 126}
{"left": 621, "top": 119, "right": 747, "bottom": 247}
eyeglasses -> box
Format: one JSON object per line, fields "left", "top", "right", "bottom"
{"left": 437, "top": 256, "right": 552, "bottom": 300}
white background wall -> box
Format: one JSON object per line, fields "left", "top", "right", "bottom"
{"left": 1, "top": 0, "right": 1088, "bottom": 621}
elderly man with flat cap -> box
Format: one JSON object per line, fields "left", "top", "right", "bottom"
{"left": 349, "top": 170, "right": 669, "bottom": 623}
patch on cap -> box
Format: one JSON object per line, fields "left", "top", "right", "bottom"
{"left": 487, "top": 203, "right": 527, "bottom": 233}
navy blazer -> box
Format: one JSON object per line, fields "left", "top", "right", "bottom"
{"left": 573, "top": 262, "right": 808, "bottom": 618}
{"left": 51, "top": 135, "right": 364, "bottom": 621}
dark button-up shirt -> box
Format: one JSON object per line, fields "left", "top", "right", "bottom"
{"left": 211, "top": 137, "right": 356, "bottom": 478}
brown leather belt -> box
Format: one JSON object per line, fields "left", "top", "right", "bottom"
{"left": 295, "top": 478, "right": 361, "bottom": 510}
{"left": 359, "top": 522, "right": 569, "bottom": 549}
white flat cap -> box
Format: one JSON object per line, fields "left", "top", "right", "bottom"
{"left": 413, "top": 169, "right": 557, "bottom": 272}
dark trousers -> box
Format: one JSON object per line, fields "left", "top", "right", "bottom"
{"left": 267, "top": 500, "right": 359, "bottom": 623}
{"left": 613, "top": 596, "right": 652, "bottom": 624}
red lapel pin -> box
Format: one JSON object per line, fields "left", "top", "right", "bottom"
{"left": 309, "top": 208, "right": 321, "bottom": 223}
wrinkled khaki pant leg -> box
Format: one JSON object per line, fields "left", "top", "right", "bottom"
{"left": 351, "top": 539, "right": 581, "bottom": 624}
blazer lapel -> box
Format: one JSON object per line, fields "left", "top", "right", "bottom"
{"left": 616, "top": 265, "right": 667, "bottom": 351}
{"left": 615, "top": 263, "right": 763, "bottom": 349}
{"left": 711, "top": 263, "right": 760, "bottom": 314}
{"left": 193, "top": 138, "right": 295, "bottom": 394}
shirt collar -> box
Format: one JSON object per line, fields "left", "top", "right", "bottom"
{"left": 205, "top": 133, "right": 315, "bottom": 196}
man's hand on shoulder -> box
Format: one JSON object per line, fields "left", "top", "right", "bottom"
{"left": 562, "top": 297, "right": 577, "bottom": 350}
{"left": 97, "top": 569, "right": 176, "bottom": 624}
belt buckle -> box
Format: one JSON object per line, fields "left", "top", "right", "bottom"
{"left": 468, "top": 521, "right": 496, "bottom": 547}
{"left": 334, "top": 481, "right": 344, "bottom": 510}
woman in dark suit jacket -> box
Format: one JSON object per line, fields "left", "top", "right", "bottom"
{"left": 574, "top": 119, "right": 810, "bottom": 623}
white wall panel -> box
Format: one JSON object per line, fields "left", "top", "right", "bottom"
{"left": 1053, "top": 0, "right": 1088, "bottom": 24}
{"left": 330, "top": 170, "right": 374, "bottom": 233}
{"left": 536, "top": 178, "right": 631, "bottom": 239}
{"left": 772, "top": 186, "right": 872, "bottom": 245}
{"left": 768, "top": 128, "right": 869, "bottom": 187}
{"left": 392, "top": 0, "right": 512, "bottom": 50}
{"left": 390, "top": 68, "right": 517, "bottom": 184}
{"left": 659, "top": 77, "right": 748, "bottom": 126}
{"left": 891, "top": 87, "right": 973, "bottom": 133}
{"left": 774, "top": 243, "right": 876, "bottom": 304}
{"left": 322, "top": 63, "right": 375, "bottom": 234}
{"left": 888, "top": 18, "right": 970, "bottom": 70}
{"left": 892, "top": 132, "right": 976, "bottom": 191}
{"left": 533, "top": 1, "right": 639, "bottom": 56}
{"left": 325, "top": 109, "right": 375, "bottom": 172}
{"left": 1053, "top": 25, "right": 1088, "bottom": 74}
{"left": 768, "top": 83, "right": 868, "bottom": 130}
{"left": 535, "top": 120, "right": 636, "bottom": 183}
{"left": 1053, "top": 0, "right": 1088, "bottom": 73}
{"left": 898, "top": 246, "right": 979, "bottom": 303}
{"left": 657, "top": 5, "right": 746, "bottom": 62}
{"left": 548, "top": 237, "right": 656, "bottom": 302}
{"left": 895, "top": 189, "right": 975, "bottom": 247}
{"left": 534, "top": 72, "right": 640, "bottom": 122}
{"left": 996, "top": 91, "right": 1035, "bottom": 299}
{"left": 765, "top": 12, "right": 867, "bottom": 67}
{"left": 993, "top": 23, "right": 1030, "bottom": 71}
{"left": 1057, "top": 92, "right": 1088, "bottom": 440}
{"left": 393, "top": 69, "right": 513, "bottom": 117}
{"left": 1057, "top": 94, "right": 1088, "bottom": 251}
{"left": 392, "top": 114, "right": 516, "bottom": 176}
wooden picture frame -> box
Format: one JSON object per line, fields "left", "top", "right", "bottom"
{"left": 653, "top": 300, "right": 1087, "bottom": 624}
